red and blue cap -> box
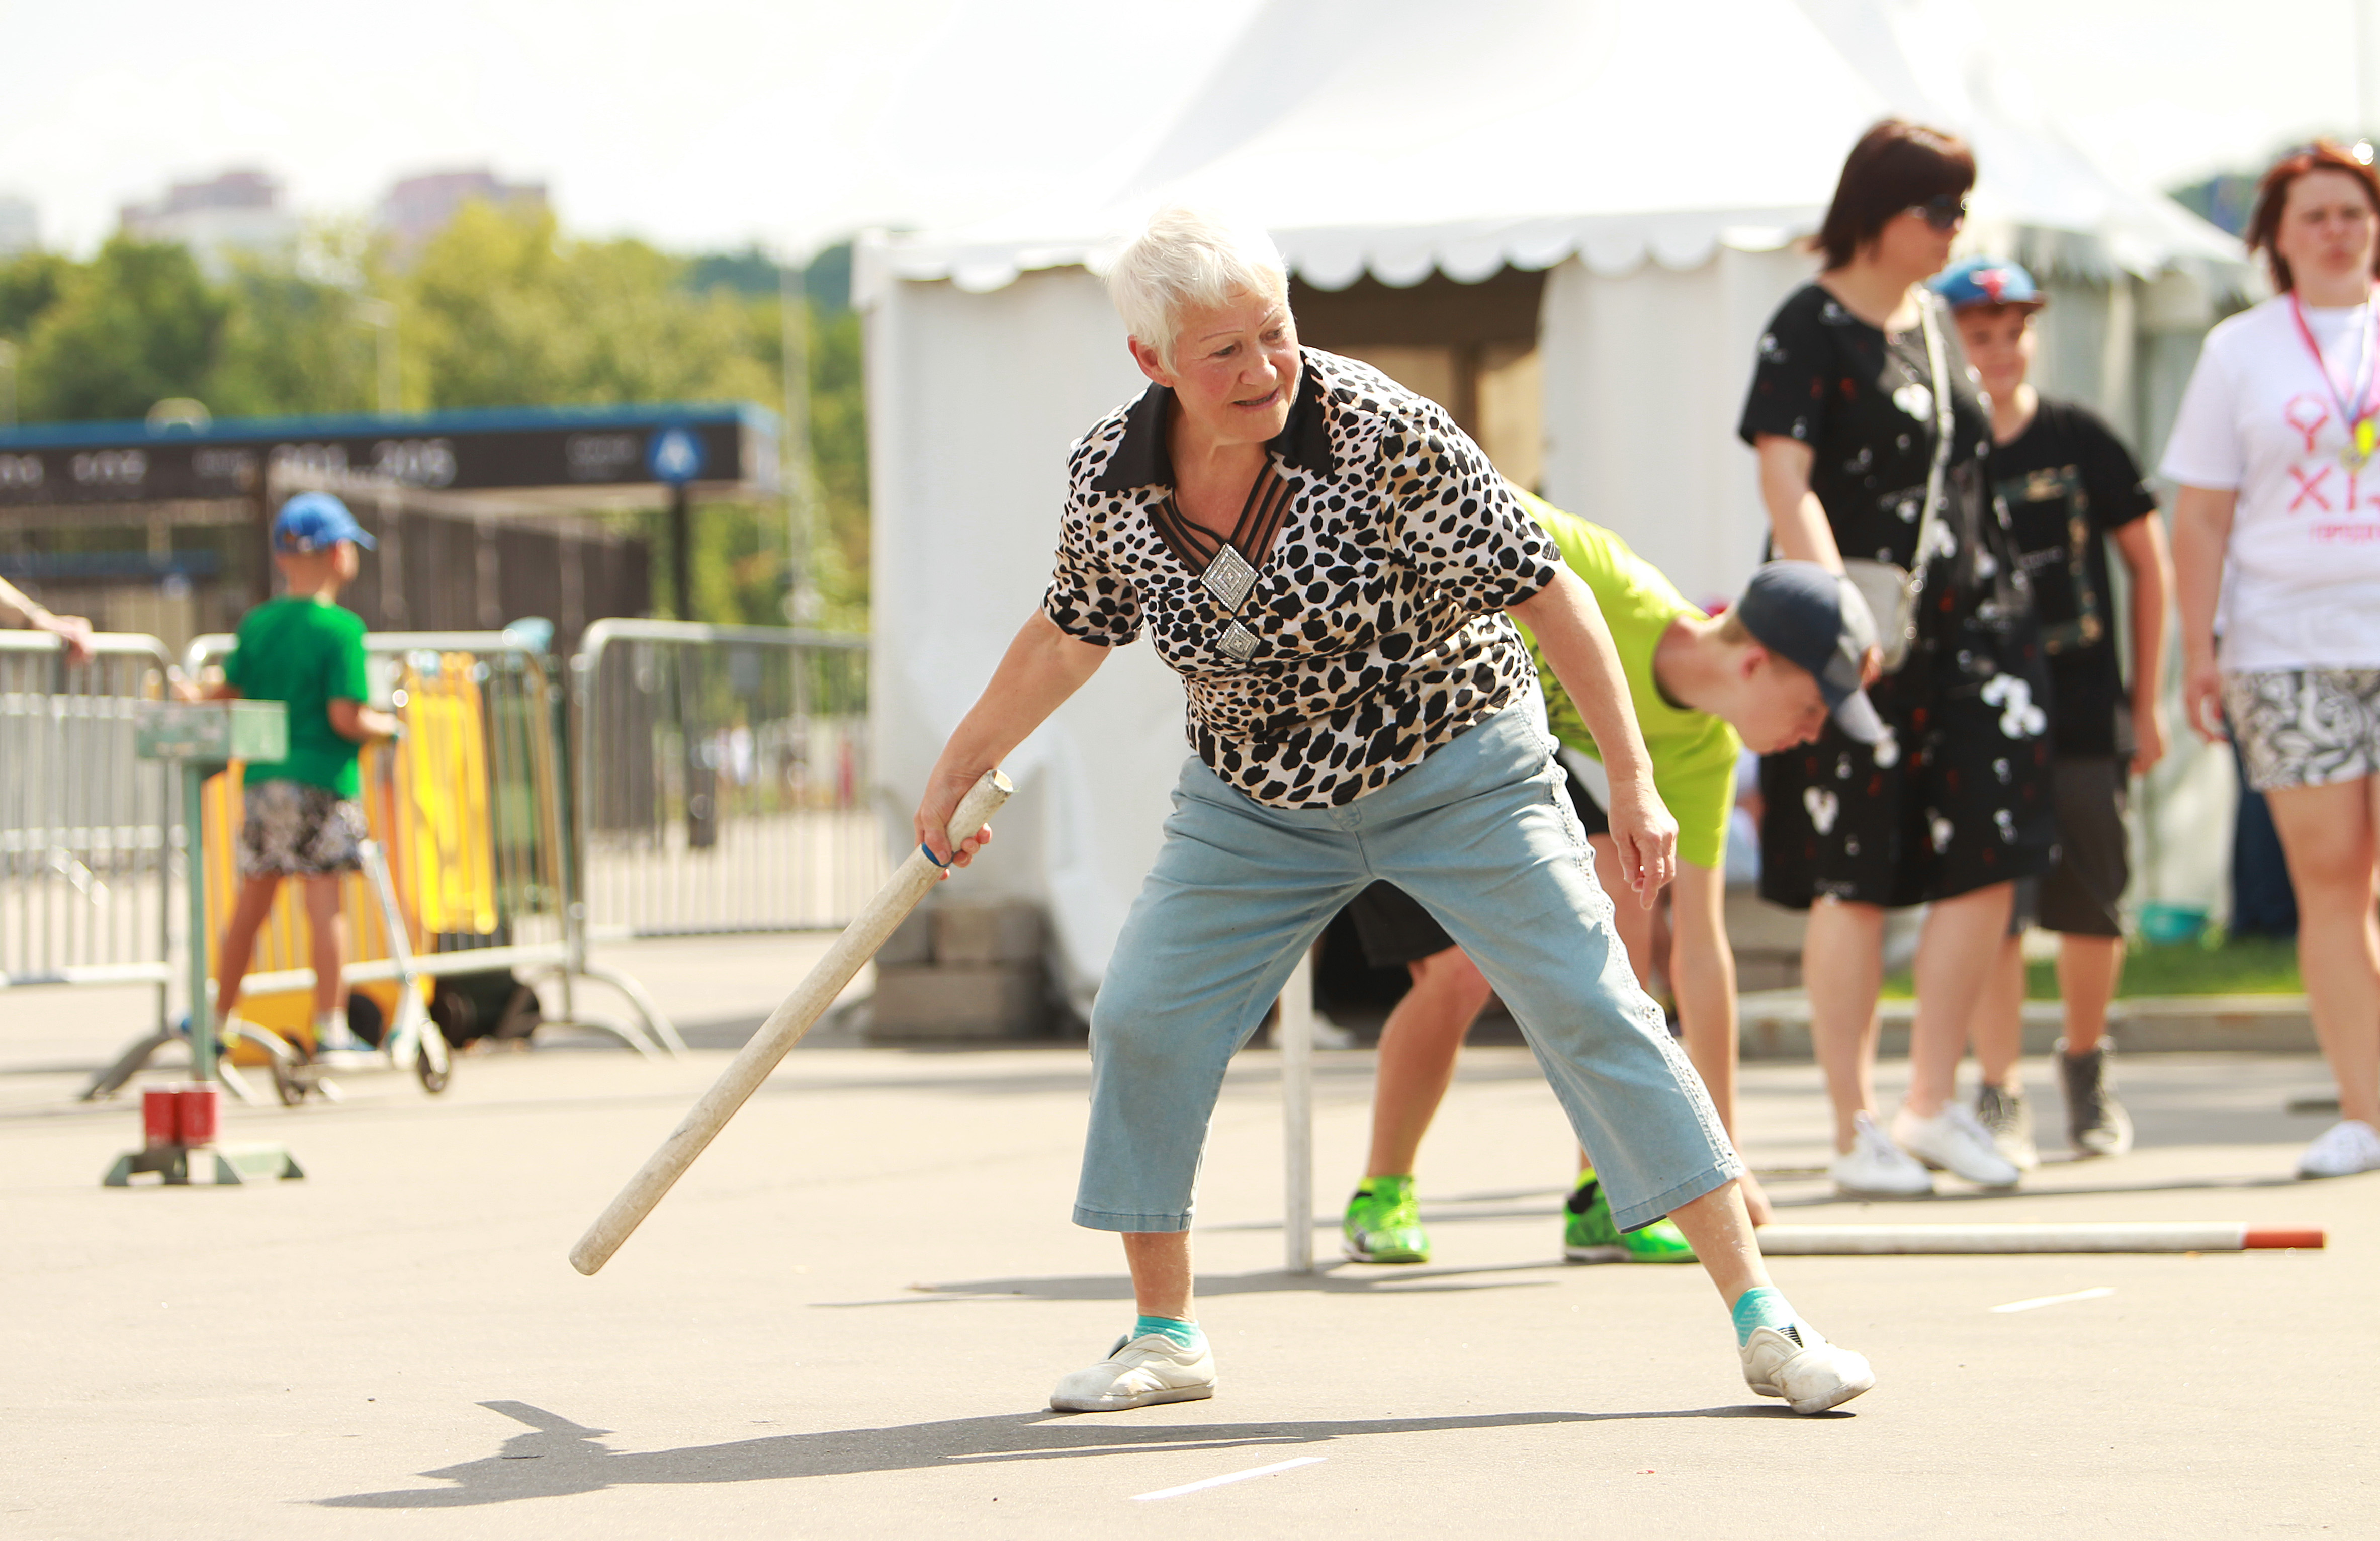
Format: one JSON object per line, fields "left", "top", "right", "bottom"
{"left": 271, "top": 492, "right": 376, "bottom": 553}
{"left": 1927, "top": 255, "right": 2044, "bottom": 313}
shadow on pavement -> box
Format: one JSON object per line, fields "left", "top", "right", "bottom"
{"left": 819, "top": 1259, "right": 1569, "bottom": 1307}
{"left": 317, "top": 1397, "right": 1808, "bottom": 1509}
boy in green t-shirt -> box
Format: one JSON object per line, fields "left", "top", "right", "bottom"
{"left": 196, "top": 493, "right": 400, "bottom": 1058}
{"left": 1343, "top": 494, "right": 1884, "bottom": 1262}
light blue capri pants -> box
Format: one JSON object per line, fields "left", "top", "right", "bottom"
{"left": 1077, "top": 696, "right": 1741, "bottom": 1236}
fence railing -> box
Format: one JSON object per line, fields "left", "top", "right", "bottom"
{"left": 0, "top": 631, "right": 178, "bottom": 1025}
{"left": 12, "top": 618, "right": 883, "bottom": 1091}
{"left": 175, "top": 628, "right": 679, "bottom": 1058}
{"left": 570, "top": 620, "right": 885, "bottom": 948}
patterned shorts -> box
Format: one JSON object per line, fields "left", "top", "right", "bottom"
{"left": 238, "top": 781, "right": 367, "bottom": 878}
{"left": 2224, "top": 669, "right": 2380, "bottom": 793}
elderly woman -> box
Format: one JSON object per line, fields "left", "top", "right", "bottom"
{"left": 2167, "top": 141, "right": 2380, "bottom": 1179}
{"left": 915, "top": 207, "right": 1873, "bottom": 1417}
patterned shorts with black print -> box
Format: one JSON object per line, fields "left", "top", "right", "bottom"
{"left": 238, "top": 780, "right": 367, "bottom": 878}
{"left": 2225, "top": 668, "right": 2380, "bottom": 793}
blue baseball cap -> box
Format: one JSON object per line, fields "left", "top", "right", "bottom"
{"left": 271, "top": 492, "right": 376, "bottom": 553}
{"left": 1927, "top": 255, "right": 2044, "bottom": 312}
{"left": 1734, "top": 561, "right": 1885, "bottom": 744}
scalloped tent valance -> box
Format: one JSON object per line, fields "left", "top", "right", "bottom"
{"left": 865, "top": 0, "right": 2245, "bottom": 302}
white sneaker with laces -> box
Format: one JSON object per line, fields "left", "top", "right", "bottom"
{"left": 1740, "top": 1321, "right": 1876, "bottom": 1415}
{"left": 1828, "top": 1111, "right": 1932, "bottom": 1197}
{"left": 1893, "top": 1103, "right": 2021, "bottom": 1188}
{"left": 2296, "top": 1119, "right": 2380, "bottom": 1179}
{"left": 1049, "top": 1331, "right": 1216, "bottom": 1412}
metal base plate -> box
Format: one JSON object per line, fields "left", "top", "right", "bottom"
{"left": 103, "top": 1142, "right": 305, "bottom": 1186}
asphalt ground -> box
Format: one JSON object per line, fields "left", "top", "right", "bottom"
{"left": 3, "top": 936, "right": 2373, "bottom": 1539}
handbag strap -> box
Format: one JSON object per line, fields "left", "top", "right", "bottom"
{"left": 1910, "top": 293, "right": 1955, "bottom": 595}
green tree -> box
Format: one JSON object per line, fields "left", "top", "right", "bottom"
{"left": 18, "top": 238, "right": 226, "bottom": 421}
{"left": 204, "top": 260, "right": 377, "bottom": 418}
{"left": 403, "top": 202, "right": 772, "bottom": 411}
{"left": 0, "top": 250, "right": 70, "bottom": 341}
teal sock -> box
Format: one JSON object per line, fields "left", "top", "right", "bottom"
{"left": 1730, "top": 1287, "right": 1800, "bottom": 1346}
{"left": 1133, "top": 1314, "right": 1204, "bottom": 1351}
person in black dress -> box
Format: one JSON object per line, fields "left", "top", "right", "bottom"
{"left": 1738, "top": 119, "right": 2055, "bottom": 1197}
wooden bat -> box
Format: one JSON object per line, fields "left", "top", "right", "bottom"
{"left": 570, "top": 769, "right": 1013, "bottom": 1275}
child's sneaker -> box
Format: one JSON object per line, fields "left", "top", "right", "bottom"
{"left": 1740, "top": 1320, "right": 1876, "bottom": 1414}
{"left": 1343, "top": 1175, "right": 1430, "bottom": 1264}
{"left": 1562, "top": 1175, "right": 1695, "bottom": 1262}
{"left": 1049, "top": 1332, "right": 1216, "bottom": 1412}
{"left": 2058, "top": 1039, "right": 2134, "bottom": 1157}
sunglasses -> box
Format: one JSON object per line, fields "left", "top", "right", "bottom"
{"left": 1904, "top": 195, "right": 1968, "bottom": 231}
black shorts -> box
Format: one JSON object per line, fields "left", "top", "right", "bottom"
{"left": 1758, "top": 668, "right": 2056, "bottom": 911}
{"left": 2035, "top": 755, "right": 2129, "bottom": 938}
{"left": 1344, "top": 762, "right": 1606, "bottom": 968}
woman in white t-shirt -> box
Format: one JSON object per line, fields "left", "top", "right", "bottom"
{"left": 2165, "top": 140, "right": 2380, "bottom": 1179}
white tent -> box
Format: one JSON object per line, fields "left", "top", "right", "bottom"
{"left": 859, "top": 0, "right": 2252, "bottom": 1005}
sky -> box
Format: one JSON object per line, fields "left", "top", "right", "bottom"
{"left": 0, "top": 0, "right": 2369, "bottom": 258}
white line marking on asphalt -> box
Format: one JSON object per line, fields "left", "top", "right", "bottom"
{"left": 1131, "top": 1455, "right": 1326, "bottom": 1501}
{"left": 1990, "top": 1286, "right": 2116, "bottom": 1314}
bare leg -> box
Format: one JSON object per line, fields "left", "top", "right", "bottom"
{"left": 1971, "top": 933, "right": 2029, "bottom": 1089}
{"left": 1803, "top": 898, "right": 1885, "bottom": 1153}
{"left": 1122, "top": 1231, "right": 1194, "bottom": 1320}
{"left": 1364, "top": 946, "right": 1494, "bottom": 1177}
{"left": 1663, "top": 1180, "right": 1771, "bottom": 1307}
{"left": 212, "top": 873, "right": 283, "bottom": 1029}
{"left": 1904, "top": 882, "right": 2015, "bottom": 1118}
{"left": 302, "top": 875, "right": 347, "bottom": 1031}
{"left": 2267, "top": 780, "right": 2380, "bottom": 1129}
{"left": 2057, "top": 935, "right": 2124, "bottom": 1055}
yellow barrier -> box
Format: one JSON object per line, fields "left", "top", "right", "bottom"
{"left": 199, "top": 654, "right": 502, "bottom": 1052}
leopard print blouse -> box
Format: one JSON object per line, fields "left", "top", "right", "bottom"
{"left": 1043, "top": 348, "right": 1559, "bottom": 809}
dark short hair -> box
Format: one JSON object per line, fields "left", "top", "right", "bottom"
{"left": 1815, "top": 119, "right": 1977, "bottom": 269}
{"left": 2244, "top": 140, "right": 2380, "bottom": 292}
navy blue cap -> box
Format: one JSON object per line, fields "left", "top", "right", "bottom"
{"left": 1927, "top": 255, "right": 2044, "bottom": 312}
{"left": 271, "top": 492, "right": 376, "bottom": 553}
{"left": 1734, "top": 561, "right": 1885, "bottom": 743}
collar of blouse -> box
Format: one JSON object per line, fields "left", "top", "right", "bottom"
{"left": 1090, "top": 350, "right": 1338, "bottom": 493}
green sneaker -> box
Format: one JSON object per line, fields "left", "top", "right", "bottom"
{"left": 1562, "top": 1174, "right": 1696, "bottom": 1264}
{"left": 1343, "top": 1175, "right": 1431, "bottom": 1264}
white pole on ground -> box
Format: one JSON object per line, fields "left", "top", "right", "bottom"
{"left": 1280, "top": 947, "right": 1315, "bottom": 1273}
{"left": 1754, "top": 1222, "right": 2325, "bottom": 1255}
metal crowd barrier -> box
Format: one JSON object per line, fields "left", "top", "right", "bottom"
{"left": 569, "top": 620, "right": 884, "bottom": 953}
{"left": 130, "top": 629, "right": 678, "bottom": 1067}
{"left": 0, "top": 631, "right": 178, "bottom": 1025}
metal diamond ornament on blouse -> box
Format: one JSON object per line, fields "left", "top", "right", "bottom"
{"left": 1218, "top": 621, "right": 1258, "bottom": 662}
{"left": 1202, "top": 544, "right": 1259, "bottom": 612}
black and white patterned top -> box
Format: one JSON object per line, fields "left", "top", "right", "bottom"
{"left": 1043, "top": 348, "right": 1559, "bottom": 809}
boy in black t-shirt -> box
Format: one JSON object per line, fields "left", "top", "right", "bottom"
{"left": 1933, "top": 256, "right": 2173, "bottom": 1162}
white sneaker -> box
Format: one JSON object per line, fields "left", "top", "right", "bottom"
{"left": 1828, "top": 1111, "right": 1932, "bottom": 1197}
{"left": 1893, "top": 1103, "right": 2022, "bottom": 1188}
{"left": 2296, "top": 1119, "right": 2380, "bottom": 1179}
{"left": 1049, "top": 1332, "right": 1216, "bottom": 1412}
{"left": 1740, "top": 1321, "right": 1876, "bottom": 1414}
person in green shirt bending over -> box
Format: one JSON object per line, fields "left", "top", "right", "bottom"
{"left": 194, "top": 493, "right": 401, "bottom": 1059}
{"left": 1343, "top": 493, "right": 1883, "bottom": 1263}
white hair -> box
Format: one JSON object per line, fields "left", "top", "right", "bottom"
{"left": 1104, "top": 205, "right": 1289, "bottom": 364}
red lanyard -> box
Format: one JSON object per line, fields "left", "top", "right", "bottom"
{"left": 2288, "top": 288, "right": 2380, "bottom": 461}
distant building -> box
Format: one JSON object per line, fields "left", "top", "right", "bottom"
{"left": 376, "top": 169, "right": 549, "bottom": 263}
{"left": 0, "top": 194, "right": 36, "bottom": 257}
{"left": 118, "top": 169, "right": 297, "bottom": 277}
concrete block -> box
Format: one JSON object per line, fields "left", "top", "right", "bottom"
{"left": 870, "top": 962, "right": 1048, "bottom": 1041}
{"left": 931, "top": 901, "right": 1044, "bottom": 965}
{"left": 876, "top": 909, "right": 934, "bottom": 967}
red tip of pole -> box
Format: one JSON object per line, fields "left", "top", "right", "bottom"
{"left": 2243, "top": 1228, "right": 2326, "bottom": 1250}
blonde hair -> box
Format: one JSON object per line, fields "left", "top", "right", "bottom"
{"left": 1104, "top": 205, "right": 1288, "bottom": 364}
